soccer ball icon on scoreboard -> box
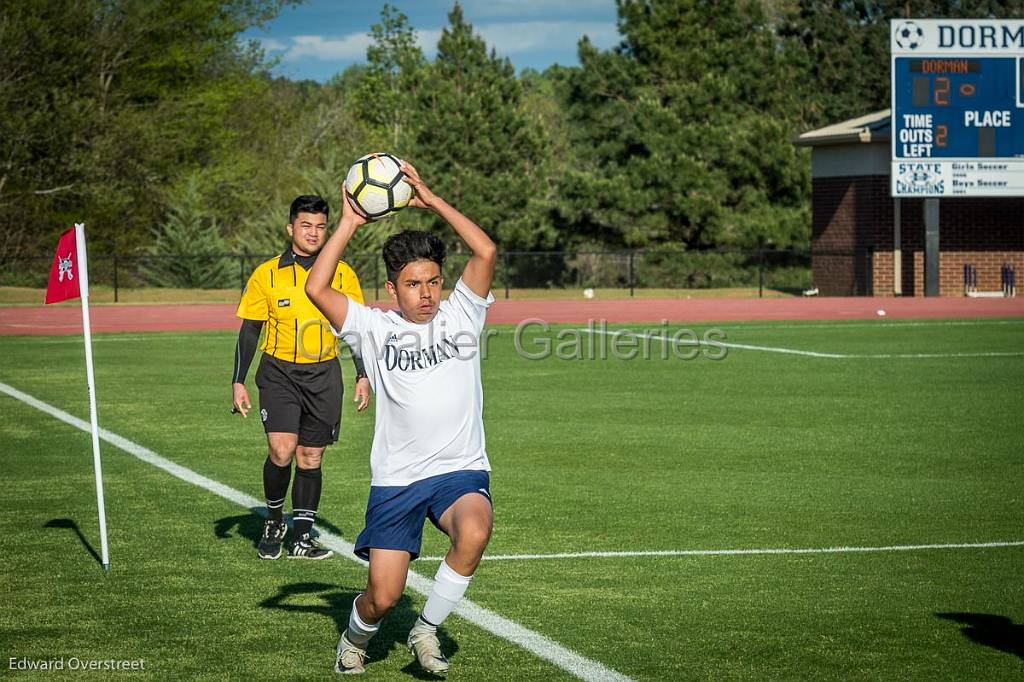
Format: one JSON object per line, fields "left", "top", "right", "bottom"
{"left": 345, "top": 152, "right": 414, "bottom": 220}
{"left": 895, "top": 21, "right": 924, "bottom": 50}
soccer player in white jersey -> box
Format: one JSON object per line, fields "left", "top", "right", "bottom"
{"left": 305, "top": 161, "right": 497, "bottom": 675}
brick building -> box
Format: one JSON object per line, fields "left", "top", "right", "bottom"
{"left": 795, "top": 110, "right": 1023, "bottom": 296}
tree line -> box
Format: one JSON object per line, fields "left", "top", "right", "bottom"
{"left": 3, "top": 0, "right": 1022, "bottom": 287}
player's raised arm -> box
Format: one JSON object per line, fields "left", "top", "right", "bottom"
{"left": 305, "top": 190, "right": 366, "bottom": 330}
{"left": 401, "top": 161, "right": 496, "bottom": 298}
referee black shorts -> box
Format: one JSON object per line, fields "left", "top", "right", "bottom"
{"left": 255, "top": 354, "right": 342, "bottom": 447}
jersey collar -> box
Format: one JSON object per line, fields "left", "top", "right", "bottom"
{"left": 278, "top": 247, "right": 319, "bottom": 270}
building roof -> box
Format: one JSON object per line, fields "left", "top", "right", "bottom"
{"left": 794, "top": 110, "right": 891, "bottom": 147}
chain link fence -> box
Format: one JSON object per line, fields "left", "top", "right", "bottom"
{"left": 0, "top": 249, "right": 875, "bottom": 300}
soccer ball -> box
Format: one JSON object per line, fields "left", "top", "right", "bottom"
{"left": 344, "top": 152, "right": 413, "bottom": 220}
{"left": 895, "top": 22, "right": 924, "bottom": 50}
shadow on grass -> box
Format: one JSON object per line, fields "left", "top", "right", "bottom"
{"left": 259, "top": 582, "right": 457, "bottom": 678}
{"left": 937, "top": 612, "right": 1024, "bottom": 659}
{"left": 213, "top": 509, "right": 346, "bottom": 549}
{"left": 43, "top": 518, "right": 101, "bottom": 566}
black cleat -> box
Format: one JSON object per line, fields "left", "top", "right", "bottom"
{"left": 257, "top": 519, "right": 287, "bottom": 560}
{"left": 288, "top": 533, "right": 334, "bottom": 560}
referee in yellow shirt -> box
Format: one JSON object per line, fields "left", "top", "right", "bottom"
{"left": 232, "top": 195, "right": 369, "bottom": 560}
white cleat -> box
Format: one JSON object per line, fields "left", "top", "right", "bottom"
{"left": 407, "top": 619, "right": 449, "bottom": 674}
{"left": 334, "top": 632, "right": 367, "bottom": 675}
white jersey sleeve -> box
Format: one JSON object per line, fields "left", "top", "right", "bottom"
{"left": 339, "top": 295, "right": 372, "bottom": 336}
{"left": 444, "top": 278, "right": 494, "bottom": 333}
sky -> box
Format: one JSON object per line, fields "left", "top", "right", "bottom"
{"left": 241, "top": 0, "right": 621, "bottom": 83}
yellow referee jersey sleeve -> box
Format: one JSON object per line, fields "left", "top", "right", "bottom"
{"left": 335, "top": 261, "right": 365, "bottom": 305}
{"left": 236, "top": 266, "right": 270, "bottom": 321}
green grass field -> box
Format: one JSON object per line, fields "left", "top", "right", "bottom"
{"left": 1, "top": 319, "right": 1022, "bottom": 680}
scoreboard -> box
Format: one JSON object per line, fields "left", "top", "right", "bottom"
{"left": 891, "top": 19, "right": 1024, "bottom": 197}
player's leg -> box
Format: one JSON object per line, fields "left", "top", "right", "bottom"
{"left": 287, "top": 444, "right": 332, "bottom": 559}
{"left": 337, "top": 482, "right": 429, "bottom": 673}
{"left": 436, "top": 490, "right": 493, "bottom": 575}
{"left": 336, "top": 549, "right": 411, "bottom": 674}
{"left": 257, "top": 432, "right": 298, "bottom": 559}
{"left": 255, "top": 356, "right": 302, "bottom": 559}
{"left": 408, "top": 471, "right": 493, "bottom": 673}
{"left": 289, "top": 358, "right": 341, "bottom": 560}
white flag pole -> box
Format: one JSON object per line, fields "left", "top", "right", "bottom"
{"left": 74, "top": 223, "right": 111, "bottom": 570}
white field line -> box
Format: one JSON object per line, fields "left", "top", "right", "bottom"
{"left": 711, "top": 319, "right": 1024, "bottom": 331}
{"left": 420, "top": 541, "right": 1024, "bottom": 562}
{"left": 578, "top": 328, "right": 1024, "bottom": 359}
{"left": 0, "top": 381, "right": 631, "bottom": 682}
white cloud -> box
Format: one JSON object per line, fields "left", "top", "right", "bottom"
{"left": 257, "top": 37, "right": 287, "bottom": 51}
{"left": 415, "top": 28, "right": 444, "bottom": 55}
{"left": 476, "top": 20, "right": 619, "bottom": 54}
{"left": 284, "top": 33, "right": 373, "bottom": 61}
{"left": 272, "top": 18, "right": 618, "bottom": 66}
{"left": 460, "top": 0, "right": 614, "bottom": 19}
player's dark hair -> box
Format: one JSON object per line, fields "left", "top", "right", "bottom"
{"left": 289, "top": 195, "right": 329, "bottom": 223}
{"left": 383, "top": 230, "right": 446, "bottom": 283}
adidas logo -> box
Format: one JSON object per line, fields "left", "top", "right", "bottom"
{"left": 385, "top": 333, "right": 399, "bottom": 345}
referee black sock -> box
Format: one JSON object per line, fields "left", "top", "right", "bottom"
{"left": 263, "top": 457, "right": 291, "bottom": 522}
{"left": 292, "top": 466, "right": 322, "bottom": 538}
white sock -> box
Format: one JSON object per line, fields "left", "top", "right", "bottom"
{"left": 420, "top": 560, "right": 472, "bottom": 626}
{"left": 346, "top": 596, "right": 379, "bottom": 647}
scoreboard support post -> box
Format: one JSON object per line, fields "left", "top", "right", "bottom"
{"left": 893, "top": 198, "right": 902, "bottom": 295}
{"left": 924, "top": 198, "right": 940, "bottom": 296}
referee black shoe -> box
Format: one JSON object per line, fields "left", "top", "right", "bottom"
{"left": 288, "top": 533, "right": 334, "bottom": 560}
{"left": 257, "top": 519, "right": 288, "bottom": 560}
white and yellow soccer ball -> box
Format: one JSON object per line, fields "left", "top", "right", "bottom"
{"left": 344, "top": 152, "right": 413, "bottom": 220}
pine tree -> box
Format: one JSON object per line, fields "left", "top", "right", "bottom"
{"left": 560, "top": 0, "right": 810, "bottom": 249}
{"left": 412, "top": 3, "right": 553, "bottom": 251}
{"left": 144, "top": 176, "right": 234, "bottom": 288}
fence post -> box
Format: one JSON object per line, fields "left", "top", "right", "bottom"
{"left": 504, "top": 252, "right": 511, "bottom": 300}
{"left": 112, "top": 255, "right": 119, "bottom": 303}
{"left": 628, "top": 251, "right": 635, "bottom": 297}
{"left": 758, "top": 248, "right": 765, "bottom": 298}
{"left": 239, "top": 255, "right": 246, "bottom": 292}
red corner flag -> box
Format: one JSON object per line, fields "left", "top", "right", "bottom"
{"left": 45, "top": 227, "right": 81, "bottom": 304}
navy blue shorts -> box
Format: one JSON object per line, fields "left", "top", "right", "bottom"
{"left": 354, "top": 470, "right": 491, "bottom": 561}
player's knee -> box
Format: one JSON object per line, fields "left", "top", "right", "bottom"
{"left": 455, "top": 520, "right": 492, "bottom": 553}
{"left": 364, "top": 589, "right": 401, "bottom": 618}
{"left": 267, "top": 444, "right": 294, "bottom": 465}
{"left": 295, "top": 449, "right": 322, "bottom": 468}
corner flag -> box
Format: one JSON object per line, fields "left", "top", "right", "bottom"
{"left": 45, "top": 224, "right": 111, "bottom": 570}
{"left": 44, "top": 227, "right": 81, "bottom": 304}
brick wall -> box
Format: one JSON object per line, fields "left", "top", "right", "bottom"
{"left": 811, "top": 175, "right": 889, "bottom": 295}
{"left": 812, "top": 175, "right": 1024, "bottom": 296}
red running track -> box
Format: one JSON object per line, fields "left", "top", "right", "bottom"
{"left": 2, "top": 296, "right": 1023, "bottom": 336}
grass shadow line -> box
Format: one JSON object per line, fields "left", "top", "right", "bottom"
{"left": 43, "top": 518, "right": 101, "bottom": 566}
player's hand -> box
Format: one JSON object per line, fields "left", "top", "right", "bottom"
{"left": 354, "top": 377, "right": 370, "bottom": 412}
{"left": 232, "top": 383, "right": 251, "bottom": 418}
{"left": 339, "top": 186, "right": 369, "bottom": 227}
{"left": 401, "top": 161, "right": 439, "bottom": 210}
